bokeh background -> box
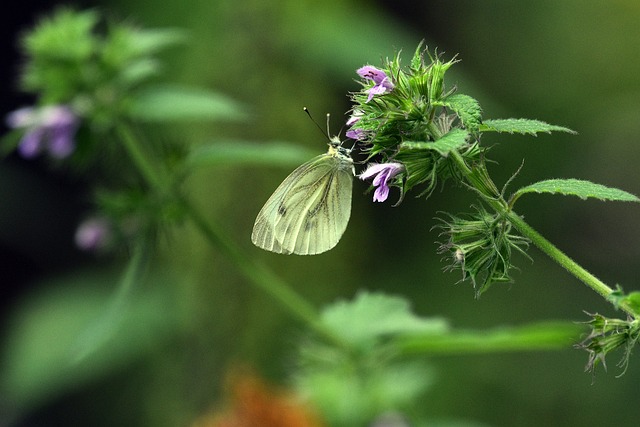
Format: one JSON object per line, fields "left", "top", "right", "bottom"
{"left": 2, "top": 0, "right": 640, "bottom": 426}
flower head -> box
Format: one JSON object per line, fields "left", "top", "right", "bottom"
{"left": 358, "top": 162, "right": 404, "bottom": 202}
{"left": 356, "top": 65, "right": 395, "bottom": 102}
{"left": 6, "top": 105, "right": 79, "bottom": 159}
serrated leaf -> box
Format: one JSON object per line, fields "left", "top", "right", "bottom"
{"left": 186, "top": 141, "right": 317, "bottom": 168}
{"left": 400, "top": 128, "right": 469, "bottom": 157}
{"left": 128, "top": 84, "right": 247, "bottom": 122}
{"left": 481, "top": 118, "right": 576, "bottom": 135}
{"left": 437, "top": 93, "right": 482, "bottom": 131}
{"left": 513, "top": 179, "right": 640, "bottom": 205}
{"left": 621, "top": 292, "right": 640, "bottom": 314}
{"left": 321, "top": 291, "right": 449, "bottom": 350}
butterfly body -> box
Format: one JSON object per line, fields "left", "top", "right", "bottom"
{"left": 251, "top": 138, "right": 354, "bottom": 255}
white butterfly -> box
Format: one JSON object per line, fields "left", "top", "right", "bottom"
{"left": 251, "top": 137, "right": 354, "bottom": 255}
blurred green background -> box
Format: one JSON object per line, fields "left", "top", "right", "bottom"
{"left": 2, "top": 0, "right": 640, "bottom": 426}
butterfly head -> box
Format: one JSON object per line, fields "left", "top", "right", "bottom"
{"left": 328, "top": 136, "right": 353, "bottom": 159}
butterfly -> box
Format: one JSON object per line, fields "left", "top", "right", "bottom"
{"left": 251, "top": 136, "right": 354, "bottom": 255}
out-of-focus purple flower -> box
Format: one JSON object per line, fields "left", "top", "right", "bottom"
{"left": 6, "top": 105, "right": 79, "bottom": 159}
{"left": 356, "top": 65, "right": 395, "bottom": 102}
{"left": 75, "top": 218, "right": 112, "bottom": 251}
{"left": 358, "top": 162, "right": 404, "bottom": 202}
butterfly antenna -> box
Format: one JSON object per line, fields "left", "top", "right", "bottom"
{"left": 303, "top": 107, "right": 331, "bottom": 140}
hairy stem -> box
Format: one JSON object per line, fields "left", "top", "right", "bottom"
{"left": 448, "top": 150, "right": 636, "bottom": 318}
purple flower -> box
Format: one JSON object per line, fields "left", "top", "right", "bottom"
{"left": 75, "top": 218, "right": 112, "bottom": 251}
{"left": 345, "top": 110, "right": 368, "bottom": 141}
{"left": 6, "top": 105, "right": 79, "bottom": 159}
{"left": 356, "top": 65, "right": 395, "bottom": 102}
{"left": 346, "top": 127, "right": 367, "bottom": 141}
{"left": 358, "top": 162, "right": 404, "bottom": 202}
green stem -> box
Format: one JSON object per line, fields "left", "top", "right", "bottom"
{"left": 448, "top": 150, "right": 636, "bottom": 318}
{"left": 506, "top": 212, "right": 633, "bottom": 314}
{"left": 116, "top": 124, "right": 348, "bottom": 347}
{"left": 117, "top": 124, "right": 166, "bottom": 191}
{"left": 181, "top": 196, "right": 345, "bottom": 346}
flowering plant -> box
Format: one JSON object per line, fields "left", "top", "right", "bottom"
{"left": 3, "top": 9, "right": 639, "bottom": 427}
{"left": 344, "top": 45, "right": 640, "bottom": 376}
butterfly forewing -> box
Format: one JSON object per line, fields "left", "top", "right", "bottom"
{"left": 251, "top": 145, "right": 353, "bottom": 255}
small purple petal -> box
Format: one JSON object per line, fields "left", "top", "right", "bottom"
{"left": 358, "top": 162, "right": 404, "bottom": 203}
{"left": 75, "top": 218, "right": 111, "bottom": 251}
{"left": 357, "top": 66, "right": 395, "bottom": 102}
{"left": 373, "top": 185, "right": 389, "bottom": 202}
{"left": 346, "top": 110, "right": 363, "bottom": 126}
{"left": 8, "top": 105, "right": 80, "bottom": 159}
{"left": 41, "top": 106, "right": 77, "bottom": 128}
{"left": 48, "top": 131, "right": 76, "bottom": 158}
{"left": 17, "top": 129, "right": 44, "bottom": 158}
{"left": 346, "top": 128, "right": 366, "bottom": 141}
{"left": 358, "top": 163, "right": 390, "bottom": 180}
{"left": 368, "top": 84, "right": 389, "bottom": 96}
{"left": 357, "top": 66, "right": 388, "bottom": 84}
{"left": 6, "top": 107, "right": 37, "bottom": 128}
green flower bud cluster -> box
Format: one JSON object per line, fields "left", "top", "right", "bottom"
{"left": 19, "top": 8, "right": 184, "bottom": 126}
{"left": 437, "top": 206, "right": 530, "bottom": 297}
{"left": 348, "top": 43, "right": 483, "bottom": 200}
{"left": 577, "top": 313, "right": 640, "bottom": 375}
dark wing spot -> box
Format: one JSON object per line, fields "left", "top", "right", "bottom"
{"left": 278, "top": 204, "right": 287, "bottom": 216}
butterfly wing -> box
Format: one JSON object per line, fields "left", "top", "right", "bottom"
{"left": 252, "top": 152, "right": 353, "bottom": 255}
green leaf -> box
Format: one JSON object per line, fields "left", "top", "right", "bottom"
{"left": 436, "top": 94, "right": 482, "bottom": 131}
{"left": 410, "top": 40, "right": 425, "bottom": 70}
{"left": 23, "top": 9, "right": 98, "bottom": 61}
{"left": 0, "top": 273, "right": 183, "bottom": 410}
{"left": 513, "top": 179, "right": 640, "bottom": 204}
{"left": 397, "top": 321, "right": 583, "bottom": 355}
{"left": 128, "top": 84, "right": 247, "bottom": 122}
{"left": 124, "top": 28, "right": 187, "bottom": 56}
{"left": 186, "top": 141, "right": 318, "bottom": 168}
{"left": 296, "top": 359, "right": 434, "bottom": 426}
{"left": 400, "top": 128, "right": 469, "bottom": 157}
{"left": 480, "top": 118, "right": 576, "bottom": 135}
{"left": 621, "top": 292, "right": 640, "bottom": 314}
{"left": 321, "top": 291, "right": 449, "bottom": 350}
{"left": 608, "top": 287, "right": 640, "bottom": 314}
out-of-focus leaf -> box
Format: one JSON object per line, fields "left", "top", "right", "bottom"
{"left": 296, "top": 360, "right": 434, "bottom": 426}
{"left": 0, "top": 272, "right": 184, "bottom": 413}
{"left": 186, "top": 141, "right": 318, "bottom": 168}
{"left": 321, "top": 291, "right": 449, "bottom": 351}
{"left": 128, "top": 84, "right": 247, "bottom": 122}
